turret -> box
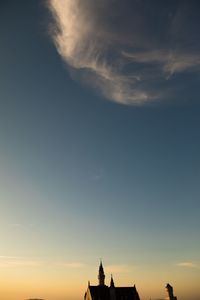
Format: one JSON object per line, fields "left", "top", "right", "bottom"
{"left": 110, "top": 274, "right": 115, "bottom": 288}
{"left": 110, "top": 275, "right": 116, "bottom": 300}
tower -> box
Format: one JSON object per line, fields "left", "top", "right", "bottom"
{"left": 166, "top": 284, "right": 177, "bottom": 300}
{"left": 98, "top": 261, "right": 105, "bottom": 286}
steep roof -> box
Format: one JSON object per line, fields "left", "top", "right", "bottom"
{"left": 88, "top": 285, "right": 140, "bottom": 300}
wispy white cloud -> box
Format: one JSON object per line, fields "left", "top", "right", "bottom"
{"left": 176, "top": 262, "right": 199, "bottom": 269}
{"left": 55, "top": 262, "right": 86, "bottom": 268}
{"left": 0, "top": 256, "right": 86, "bottom": 269}
{"left": 123, "top": 50, "right": 200, "bottom": 78}
{"left": 0, "top": 256, "right": 43, "bottom": 268}
{"left": 47, "top": 0, "right": 200, "bottom": 105}
{"left": 0, "top": 256, "right": 19, "bottom": 259}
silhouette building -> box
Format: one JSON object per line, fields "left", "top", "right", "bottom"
{"left": 166, "top": 284, "right": 177, "bottom": 300}
{"left": 84, "top": 262, "right": 140, "bottom": 300}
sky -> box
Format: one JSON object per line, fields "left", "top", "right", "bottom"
{"left": 0, "top": 1, "right": 200, "bottom": 300}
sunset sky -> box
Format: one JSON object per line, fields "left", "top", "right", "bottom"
{"left": 0, "top": 1, "right": 200, "bottom": 300}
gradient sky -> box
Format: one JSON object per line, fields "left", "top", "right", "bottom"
{"left": 0, "top": 1, "right": 200, "bottom": 300}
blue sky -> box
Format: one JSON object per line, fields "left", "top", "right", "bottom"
{"left": 0, "top": 1, "right": 200, "bottom": 300}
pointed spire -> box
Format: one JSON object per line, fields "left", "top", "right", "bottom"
{"left": 110, "top": 274, "right": 115, "bottom": 287}
{"left": 99, "top": 259, "right": 103, "bottom": 270}
{"left": 98, "top": 260, "right": 105, "bottom": 286}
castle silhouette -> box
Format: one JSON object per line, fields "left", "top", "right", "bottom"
{"left": 84, "top": 261, "right": 140, "bottom": 300}
{"left": 84, "top": 262, "right": 177, "bottom": 300}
